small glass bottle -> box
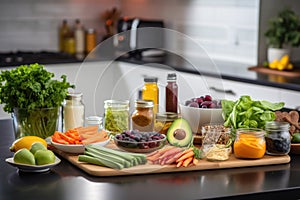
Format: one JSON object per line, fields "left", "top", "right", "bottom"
{"left": 234, "top": 128, "right": 266, "bottom": 159}
{"left": 104, "top": 100, "right": 129, "bottom": 135}
{"left": 165, "top": 73, "right": 178, "bottom": 113}
{"left": 85, "top": 28, "right": 96, "bottom": 54}
{"left": 63, "top": 93, "right": 85, "bottom": 132}
{"left": 74, "top": 19, "right": 85, "bottom": 55}
{"left": 131, "top": 100, "right": 154, "bottom": 132}
{"left": 265, "top": 121, "right": 291, "bottom": 155}
{"left": 142, "top": 77, "right": 159, "bottom": 115}
{"left": 59, "top": 19, "right": 70, "bottom": 52}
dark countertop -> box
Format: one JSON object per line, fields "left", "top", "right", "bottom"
{"left": 1, "top": 118, "right": 300, "bottom": 200}
{"left": 117, "top": 53, "right": 300, "bottom": 92}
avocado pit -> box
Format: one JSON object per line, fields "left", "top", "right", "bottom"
{"left": 173, "top": 129, "right": 186, "bottom": 140}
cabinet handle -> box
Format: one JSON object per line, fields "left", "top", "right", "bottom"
{"left": 209, "top": 86, "right": 236, "bottom": 96}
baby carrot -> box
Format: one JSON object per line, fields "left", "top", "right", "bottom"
{"left": 192, "top": 157, "right": 199, "bottom": 165}
{"left": 176, "top": 151, "right": 195, "bottom": 163}
{"left": 182, "top": 157, "right": 193, "bottom": 167}
{"left": 176, "top": 160, "right": 183, "bottom": 167}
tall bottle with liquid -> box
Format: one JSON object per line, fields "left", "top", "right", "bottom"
{"left": 74, "top": 19, "right": 85, "bottom": 55}
{"left": 59, "top": 19, "right": 70, "bottom": 52}
{"left": 165, "top": 73, "right": 178, "bottom": 113}
{"left": 142, "top": 77, "right": 159, "bottom": 114}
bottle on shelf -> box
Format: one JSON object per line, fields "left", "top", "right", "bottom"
{"left": 59, "top": 19, "right": 70, "bottom": 52}
{"left": 165, "top": 73, "right": 178, "bottom": 113}
{"left": 85, "top": 28, "right": 96, "bottom": 54}
{"left": 74, "top": 19, "right": 85, "bottom": 55}
{"left": 142, "top": 77, "right": 159, "bottom": 115}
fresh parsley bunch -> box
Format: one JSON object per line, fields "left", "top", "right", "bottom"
{"left": 0, "top": 63, "right": 74, "bottom": 113}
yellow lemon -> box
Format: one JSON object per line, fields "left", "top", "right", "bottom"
{"left": 280, "top": 54, "right": 290, "bottom": 67}
{"left": 269, "top": 59, "right": 279, "bottom": 69}
{"left": 10, "top": 136, "right": 47, "bottom": 152}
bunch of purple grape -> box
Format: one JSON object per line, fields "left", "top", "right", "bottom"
{"left": 184, "top": 95, "right": 222, "bottom": 108}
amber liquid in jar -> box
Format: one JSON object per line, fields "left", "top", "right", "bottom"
{"left": 142, "top": 77, "right": 159, "bottom": 114}
{"left": 154, "top": 112, "right": 178, "bottom": 134}
{"left": 131, "top": 100, "right": 154, "bottom": 132}
{"left": 234, "top": 128, "right": 266, "bottom": 159}
{"left": 165, "top": 73, "right": 178, "bottom": 113}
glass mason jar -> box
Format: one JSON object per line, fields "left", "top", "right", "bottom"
{"left": 154, "top": 112, "right": 178, "bottom": 134}
{"left": 142, "top": 77, "right": 159, "bottom": 115}
{"left": 86, "top": 116, "right": 103, "bottom": 131}
{"left": 234, "top": 128, "right": 266, "bottom": 159}
{"left": 131, "top": 100, "right": 154, "bottom": 132}
{"left": 63, "top": 93, "right": 85, "bottom": 132}
{"left": 265, "top": 121, "right": 291, "bottom": 155}
{"left": 104, "top": 100, "right": 129, "bottom": 135}
{"left": 12, "top": 107, "right": 60, "bottom": 139}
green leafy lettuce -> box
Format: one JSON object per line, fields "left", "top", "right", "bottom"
{"left": 222, "top": 95, "right": 284, "bottom": 130}
{"left": 0, "top": 63, "right": 74, "bottom": 113}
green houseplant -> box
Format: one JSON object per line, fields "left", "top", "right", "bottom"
{"left": 0, "top": 63, "right": 74, "bottom": 138}
{"left": 264, "top": 8, "right": 300, "bottom": 62}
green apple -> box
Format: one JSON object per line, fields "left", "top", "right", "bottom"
{"left": 34, "top": 150, "right": 56, "bottom": 165}
{"left": 30, "top": 142, "right": 47, "bottom": 155}
{"left": 14, "top": 148, "right": 35, "bottom": 165}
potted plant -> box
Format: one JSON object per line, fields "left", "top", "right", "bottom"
{"left": 264, "top": 8, "right": 300, "bottom": 63}
{"left": 0, "top": 63, "right": 74, "bottom": 138}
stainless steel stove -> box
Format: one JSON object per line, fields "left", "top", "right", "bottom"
{"left": 0, "top": 51, "right": 82, "bottom": 67}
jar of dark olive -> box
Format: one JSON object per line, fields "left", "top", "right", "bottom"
{"left": 131, "top": 100, "right": 154, "bottom": 132}
{"left": 154, "top": 112, "right": 178, "bottom": 134}
{"left": 265, "top": 121, "right": 291, "bottom": 155}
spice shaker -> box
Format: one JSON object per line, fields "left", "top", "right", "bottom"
{"left": 165, "top": 73, "right": 178, "bottom": 113}
{"left": 63, "top": 92, "right": 85, "bottom": 131}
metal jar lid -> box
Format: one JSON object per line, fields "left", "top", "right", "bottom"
{"left": 135, "top": 100, "right": 154, "bottom": 108}
{"left": 144, "top": 77, "right": 158, "bottom": 83}
{"left": 156, "top": 112, "right": 178, "bottom": 122}
{"left": 66, "top": 92, "right": 83, "bottom": 100}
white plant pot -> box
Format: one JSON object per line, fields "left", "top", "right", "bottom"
{"left": 267, "top": 47, "right": 291, "bottom": 63}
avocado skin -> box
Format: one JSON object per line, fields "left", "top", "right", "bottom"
{"left": 167, "top": 118, "right": 193, "bottom": 147}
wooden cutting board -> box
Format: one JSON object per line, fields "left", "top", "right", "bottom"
{"left": 51, "top": 143, "right": 291, "bottom": 177}
{"left": 248, "top": 66, "right": 300, "bottom": 77}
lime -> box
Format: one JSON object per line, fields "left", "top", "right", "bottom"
{"left": 292, "top": 133, "right": 300, "bottom": 143}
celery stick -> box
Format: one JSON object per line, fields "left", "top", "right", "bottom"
{"left": 78, "top": 155, "right": 124, "bottom": 169}
{"left": 85, "top": 148, "right": 132, "bottom": 168}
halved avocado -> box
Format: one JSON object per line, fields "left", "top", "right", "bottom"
{"left": 167, "top": 118, "right": 193, "bottom": 147}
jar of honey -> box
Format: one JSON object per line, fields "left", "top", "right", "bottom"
{"left": 131, "top": 100, "right": 154, "bottom": 132}
{"left": 142, "top": 77, "right": 159, "bottom": 115}
{"left": 234, "top": 128, "right": 266, "bottom": 159}
{"left": 154, "top": 112, "right": 178, "bottom": 134}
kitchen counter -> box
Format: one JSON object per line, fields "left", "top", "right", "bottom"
{"left": 1, "top": 118, "right": 300, "bottom": 200}
{"left": 117, "top": 53, "right": 300, "bottom": 92}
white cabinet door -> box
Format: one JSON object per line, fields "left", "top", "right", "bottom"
{"left": 279, "top": 89, "right": 300, "bottom": 110}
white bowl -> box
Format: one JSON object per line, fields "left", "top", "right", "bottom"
{"left": 50, "top": 138, "right": 111, "bottom": 154}
{"left": 179, "top": 104, "right": 224, "bottom": 134}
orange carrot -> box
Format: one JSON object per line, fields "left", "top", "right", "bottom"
{"left": 182, "top": 157, "right": 193, "bottom": 167}
{"left": 192, "top": 157, "right": 199, "bottom": 165}
{"left": 176, "top": 160, "right": 183, "bottom": 167}
{"left": 58, "top": 132, "right": 76, "bottom": 144}
{"left": 176, "top": 151, "right": 195, "bottom": 163}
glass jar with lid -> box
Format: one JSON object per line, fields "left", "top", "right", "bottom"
{"left": 104, "top": 100, "right": 129, "bottom": 135}
{"left": 63, "top": 92, "right": 85, "bottom": 131}
{"left": 131, "top": 100, "right": 154, "bottom": 132}
{"left": 265, "top": 121, "right": 291, "bottom": 155}
{"left": 234, "top": 128, "right": 266, "bottom": 159}
{"left": 86, "top": 116, "right": 103, "bottom": 131}
{"left": 154, "top": 112, "right": 178, "bottom": 134}
{"left": 142, "top": 77, "right": 159, "bottom": 115}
